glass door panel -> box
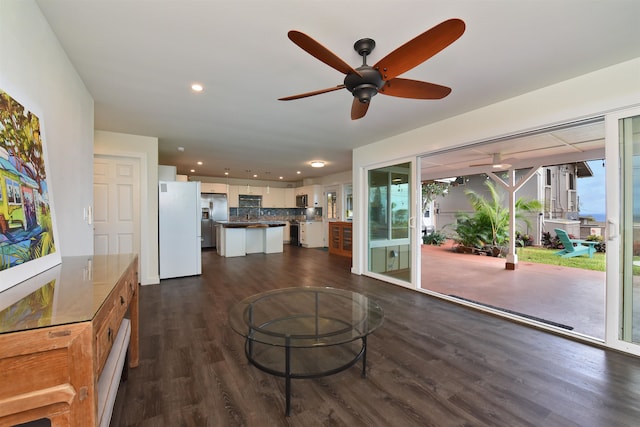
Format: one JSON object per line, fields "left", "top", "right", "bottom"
{"left": 367, "top": 162, "right": 412, "bottom": 283}
{"left": 620, "top": 114, "right": 640, "bottom": 344}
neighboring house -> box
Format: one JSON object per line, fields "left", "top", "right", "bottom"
{"left": 425, "top": 162, "right": 593, "bottom": 245}
{"left": 0, "top": 156, "right": 40, "bottom": 233}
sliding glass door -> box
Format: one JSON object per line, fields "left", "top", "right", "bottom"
{"left": 366, "top": 161, "right": 416, "bottom": 286}
{"left": 606, "top": 107, "right": 640, "bottom": 355}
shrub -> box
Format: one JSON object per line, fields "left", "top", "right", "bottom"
{"left": 542, "top": 231, "right": 563, "bottom": 249}
{"left": 515, "top": 231, "right": 533, "bottom": 247}
{"left": 423, "top": 230, "right": 447, "bottom": 246}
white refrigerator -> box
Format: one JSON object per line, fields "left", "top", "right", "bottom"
{"left": 159, "top": 181, "right": 202, "bottom": 279}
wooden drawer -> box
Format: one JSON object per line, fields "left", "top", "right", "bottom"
{"left": 95, "top": 266, "right": 133, "bottom": 375}
{"left": 96, "top": 307, "right": 121, "bottom": 374}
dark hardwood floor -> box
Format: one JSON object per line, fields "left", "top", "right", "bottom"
{"left": 110, "top": 245, "right": 640, "bottom": 426}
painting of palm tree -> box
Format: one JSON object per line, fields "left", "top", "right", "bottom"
{"left": 0, "top": 89, "right": 57, "bottom": 277}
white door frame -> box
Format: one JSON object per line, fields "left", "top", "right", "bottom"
{"left": 605, "top": 105, "right": 640, "bottom": 356}
{"left": 94, "top": 149, "right": 151, "bottom": 285}
{"left": 361, "top": 156, "right": 419, "bottom": 290}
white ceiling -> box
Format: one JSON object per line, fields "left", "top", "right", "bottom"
{"left": 36, "top": 0, "right": 640, "bottom": 182}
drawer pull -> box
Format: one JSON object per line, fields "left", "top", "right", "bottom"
{"left": 107, "top": 327, "right": 112, "bottom": 341}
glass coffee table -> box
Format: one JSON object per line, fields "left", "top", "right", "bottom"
{"left": 228, "top": 286, "right": 384, "bottom": 416}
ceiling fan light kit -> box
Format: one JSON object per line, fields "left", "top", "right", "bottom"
{"left": 471, "top": 153, "right": 514, "bottom": 169}
{"left": 279, "top": 18, "right": 466, "bottom": 120}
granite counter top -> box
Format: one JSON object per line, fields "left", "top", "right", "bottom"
{"left": 216, "top": 221, "right": 286, "bottom": 228}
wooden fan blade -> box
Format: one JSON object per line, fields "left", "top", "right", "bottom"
{"left": 379, "top": 78, "right": 451, "bottom": 99}
{"left": 278, "top": 85, "right": 346, "bottom": 101}
{"left": 351, "top": 98, "right": 370, "bottom": 120}
{"left": 288, "top": 31, "right": 362, "bottom": 76}
{"left": 374, "top": 19, "right": 465, "bottom": 81}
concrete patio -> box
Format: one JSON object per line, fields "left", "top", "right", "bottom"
{"left": 420, "top": 241, "right": 605, "bottom": 339}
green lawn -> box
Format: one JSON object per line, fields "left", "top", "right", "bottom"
{"left": 517, "top": 246, "right": 606, "bottom": 272}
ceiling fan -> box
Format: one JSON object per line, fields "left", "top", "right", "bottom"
{"left": 470, "top": 153, "right": 516, "bottom": 169}
{"left": 278, "top": 19, "right": 466, "bottom": 120}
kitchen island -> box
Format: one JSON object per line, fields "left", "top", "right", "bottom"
{"left": 216, "top": 221, "right": 286, "bottom": 257}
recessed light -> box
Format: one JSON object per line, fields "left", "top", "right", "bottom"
{"left": 279, "top": 176, "right": 284, "bottom": 180}
{"left": 197, "top": 161, "right": 203, "bottom": 165}
{"left": 310, "top": 161, "right": 325, "bottom": 168}
{"left": 253, "top": 174, "right": 258, "bottom": 178}
{"left": 191, "top": 83, "right": 203, "bottom": 92}
{"left": 296, "top": 171, "right": 301, "bottom": 175}
{"left": 177, "top": 146, "right": 185, "bottom": 152}
{"left": 190, "top": 169, "right": 195, "bottom": 173}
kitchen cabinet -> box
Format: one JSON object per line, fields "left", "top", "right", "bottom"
{"left": 300, "top": 221, "right": 323, "bottom": 248}
{"left": 308, "top": 185, "right": 323, "bottom": 207}
{"left": 262, "top": 187, "right": 285, "bottom": 208}
{"left": 329, "top": 221, "right": 352, "bottom": 257}
{"left": 200, "top": 182, "right": 227, "bottom": 193}
{"left": 282, "top": 221, "right": 291, "bottom": 243}
{"left": 295, "top": 185, "right": 322, "bottom": 207}
{"left": 228, "top": 185, "right": 240, "bottom": 207}
{"left": 284, "top": 188, "right": 296, "bottom": 208}
{"left": 0, "top": 254, "right": 139, "bottom": 426}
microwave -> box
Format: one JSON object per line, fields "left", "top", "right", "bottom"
{"left": 296, "top": 194, "right": 308, "bottom": 208}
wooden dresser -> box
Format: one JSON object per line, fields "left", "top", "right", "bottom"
{"left": 0, "top": 254, "right": 139, "bottom": 426}
{"left": 328, "top": 221, "right": 352, "bottom": 257}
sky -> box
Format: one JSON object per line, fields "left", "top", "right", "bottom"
{"left": 577, "top": 159, "right": 605, "bottom": 218}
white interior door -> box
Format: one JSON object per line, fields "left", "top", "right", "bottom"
{"left": 93, "top": 155, "right": 140, "bottom": 257}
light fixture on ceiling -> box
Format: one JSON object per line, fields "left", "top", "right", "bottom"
{"left": 310, "top": 161, "right": 325, "bottom": 168}
{"left": 491, "top": 153, "right": 511, "bottom": 169}
{"left": 191, "top": 83, "right": 204, "bottom": 92}
{"left": 470, "top": 153, "right": 512, "bottom": 169}
{"left": 197, "top": 161, "right": 203, "bottom": 165}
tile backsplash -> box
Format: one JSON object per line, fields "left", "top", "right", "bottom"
{"left": 230, "top": 207, "right": 322, "bottom": 221}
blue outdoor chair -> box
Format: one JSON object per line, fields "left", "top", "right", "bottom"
{"left": 554, "top": 228, "right": 597, "bottom": 258}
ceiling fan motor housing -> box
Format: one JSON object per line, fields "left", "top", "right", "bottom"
{"left": 344, "top": 66, "right": 384, "bottom": 103}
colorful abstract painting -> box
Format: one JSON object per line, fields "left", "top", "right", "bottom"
{"left": 0, "top": 89, "right": 58, "bottom": 289}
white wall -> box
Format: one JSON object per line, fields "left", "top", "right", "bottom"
{"left": 0, "top": 0, "right": 95, "bottom": 256}
{"left": 352, "top": 57, "right": 640, "bottom": 274}
{"left": 94, "top": 130, "right": 159, "bottom": 285}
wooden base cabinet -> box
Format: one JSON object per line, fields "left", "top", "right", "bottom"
{"left": 329, "top": 222, "right": 352, "bottom": 257}
{"left": 0, "top": 254, "right": 139, "bottom": 426}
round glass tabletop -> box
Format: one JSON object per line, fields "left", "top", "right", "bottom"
{"left": 228, "top": 286, "right": 384, "bottom": 348}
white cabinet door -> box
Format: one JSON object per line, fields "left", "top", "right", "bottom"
{"left": 300, "top": 221, "right": 323, "bottom": 247}
{"left": 241, "top": 185, "right": 262, "bottom": 196}
{"left": 201, "top": 183, "right": 227, "bottom": 193}
{"left": 310, "top": 185, "right": 323, "bottom": 207}
{"left": 284, "top": 188, "right": 296, "bottom": 207}
{"left": 228, "top": 185, "right": 240, "bottom": 207}
{"left": 263, "top": 187, "right": 285, "bottom": 207}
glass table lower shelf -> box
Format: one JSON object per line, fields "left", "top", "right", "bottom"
{"left": 228, "top": 286, "right": 384, "bottom": 416}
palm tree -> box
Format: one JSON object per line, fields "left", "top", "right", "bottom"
{"left": 455, "top": 180, "right": 542, "bottom": 247}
